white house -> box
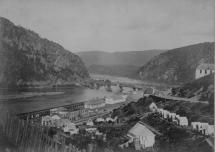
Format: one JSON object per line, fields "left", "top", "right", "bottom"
{"left": 207, "top": 125, "right": 214, "bottom": 135}
{"left": 86, "top": 119, "right": 94, "bottom": 126}
{"left": 163, "top": 110, "right": 170, "bottom": 119}
{"left": 127, "top": 122, "right": 155, "bottom": 149}
{"left": 177, "top": 117, "right": 188, "bottom": 126}
{"left": 149, "top": 102, "right": 157, "bottom": 112}
{"left": 195, "top": 63, "right": 214, "bottom": 79}
{"left": 191, "top": 122, "right": 201, "bottom": 131}
{"left": 96, "top": 118, "right": 105, "bottom": 123}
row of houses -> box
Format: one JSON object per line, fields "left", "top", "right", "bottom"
{"left": 149, "top": 102, "right": 189, "bottom": 126}
{"left": 95, "top": 116, "right": 118, "bottom": 123}
{"left": 191, "top": 122, "right": 214, "bottom": 136}
{"left": 149, "top": 102, "right": 214, "bottom": 136}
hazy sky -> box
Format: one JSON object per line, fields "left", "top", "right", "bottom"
{"left": 0, "top": 0, "right": 214, "bottom": 52}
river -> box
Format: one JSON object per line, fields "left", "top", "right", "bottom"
{"left": 0, "top": 86, "right": 114, "bottom": 114}
{"left": 0, "top": 74, "right": 152, "bottom": 114}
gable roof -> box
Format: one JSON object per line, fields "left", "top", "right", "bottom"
{"left": 128, "top": 122, "right": 155, "bottom": 138}
{"left": 197, "top": 63, "right": 214, "bottom": 70}
{"left": 52, "top": 115, "right": 61, "bottom": 120}
{"left": 144, "top": 87, "right": 154, "bottom": 94}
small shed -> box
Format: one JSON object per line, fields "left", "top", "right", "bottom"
{"left": 178, "top": 117, "right": 188, "bottom": 126}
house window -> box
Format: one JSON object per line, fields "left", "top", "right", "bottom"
{"left": 200, "top": 69, "right": 202, "bottom": 73}
{"left": 205, "top": 70, "right": 207, "bottom": 74}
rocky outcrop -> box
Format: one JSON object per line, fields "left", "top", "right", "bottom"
{"left": 138, "top": 42, "right": 215, "bottom": 84}
{"left": 0, "top": 17, "right": 89, "bottom": 88}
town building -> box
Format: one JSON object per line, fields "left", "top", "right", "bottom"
{"left": 63, "top": 121, "right": 79, "bottom": 135}
{"left": 86, "top": 119, "right": 94, "bottom": 126}
{"left": 105, "top": 95, "right": 126, "bottom": 104}
{"left": 143, "top": 87, "right": 156, "bottom": 97}
{"left": 85, "top": 127, "right": 97, "bottom": 133}
{"left": 127, "top": 122, "right": 155, "bottom": 149}
{"left": 122, "top": 87, "right": 133, "bottom": 94}
{"left": 66, "top": 109, "right": 88, "bottom": 121}
{"left": 195, "top": 63, "right": 214, "bottom": 79}
{"left": 84, "top": 98, "right": 106, "bottom": 109}
{"left": 41, "top": 116, "right": 53, "bottom": 126}
{"left": 127, "top": 91, "right": 142, "bottom": 102}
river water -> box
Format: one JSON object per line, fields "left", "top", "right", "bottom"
{"left": 0, "top": 86, "right": 114, "bottom": 114}
{"left": 0, "top": 74, "right": 149, "bottom": 114}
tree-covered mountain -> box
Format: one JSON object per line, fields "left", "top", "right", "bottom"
{"left": 138, "top": 42, "right": 215, "bottom": 84}
{"left": 76, "top": 50, "right": 165, "bottom": 77}
{"left": 0, "top": 17, "right": 89, "bottom": 88}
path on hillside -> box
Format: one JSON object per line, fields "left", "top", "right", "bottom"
{"left": 153, "top": 94, "right": 208, "bottom": 104}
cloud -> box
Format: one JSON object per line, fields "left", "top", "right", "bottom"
{"left": 0, "top": 0, "right": 213, "bottom": 52}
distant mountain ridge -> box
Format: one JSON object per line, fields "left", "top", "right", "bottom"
{"left": 76, "top": 50, "right": 165, "bottom": 66}
{"left": 0, "top": 17, "right": 89, "bottom": 88}
{"left": 138, "top": 42, "right": 215, "bottom": 84}
{"left": 76, "top": 50, "right": 165, "bottom": 77}
{"left": 88, "top": 64, "right": 140, "bottom": 78}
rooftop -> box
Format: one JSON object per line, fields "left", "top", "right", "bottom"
{"left": 85, "top": 98, "right": 106, "bottom": 105}
{"left": 128, "top": 122, "right": 155, "bottom": 138}
{"left": 197, "top": 63, "right": 214, "bottom": 70}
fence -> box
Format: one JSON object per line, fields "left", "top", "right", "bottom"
{"left": 1, "top": 113, "right": 80, "bottom": 152}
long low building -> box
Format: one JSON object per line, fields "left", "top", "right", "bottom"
{"left": 105, "top": 95, "right": 127, "bottom": 104}
{"left": 84, "top": 98, "right": 106, "bottom": 109}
